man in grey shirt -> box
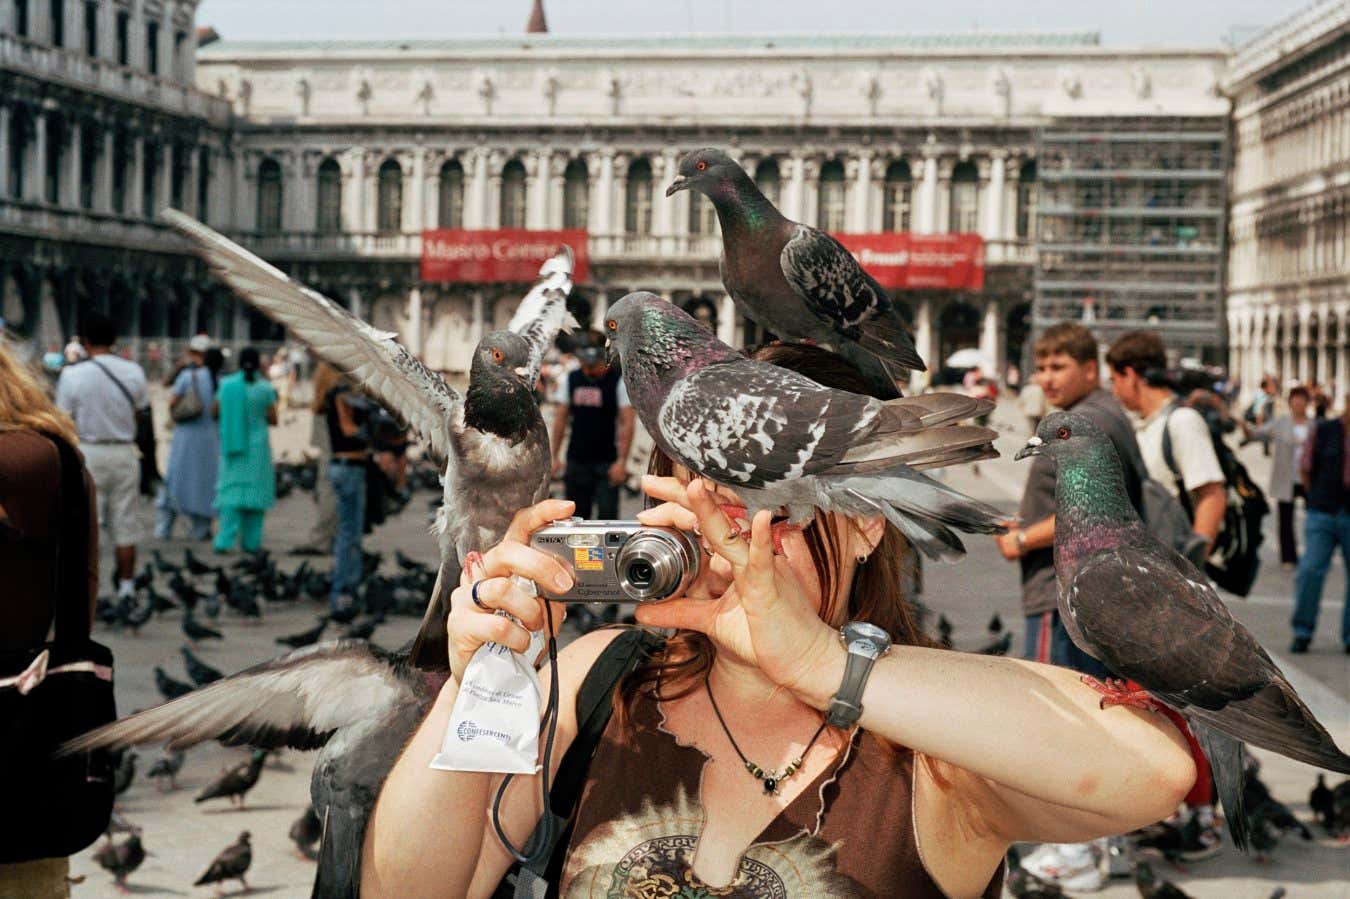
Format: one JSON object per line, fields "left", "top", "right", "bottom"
{"left": 995, "top": 322, "right": 1146, "bottom": 676}
{"left": 56, "top": 311, "right": 149, "bottom": 600}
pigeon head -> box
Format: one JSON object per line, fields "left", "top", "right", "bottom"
{"left": 604, "top": 292, "right": 740, "bottom": 407}
{"left": 239, "top": 831, "right": 251, "bottom": 843}
{"left": 666, "top": 148, "right": 744, "bottom": 198}
{"left": 1013, "top": 410, "right": 1106, "bottom": 463}
{"left": 471, "top": 330, "right": 532, "bottom": 384}
{"left": 465, "top": 330, "right": 540, "bottom": 440}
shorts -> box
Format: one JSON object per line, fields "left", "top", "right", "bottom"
{"left": 82, "top": 443, "right": 142, "bottom": 547}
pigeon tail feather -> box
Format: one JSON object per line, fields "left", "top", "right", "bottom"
{"left": 312, "top": 804, "right": 363, "bottom": 899}
{"left": 407, "top": 561, "right": 456, "bottom": 672}
{"left": 1191, "top": 722, "right": 1250, "bottom": 852}
{"left": 1180, "top": 682, "right": 1350, "bottom": 775}
{"left": 855, "top": 312, "right": 927, "bottom": 373}
{"left": 832, "top": 339, "right": 901, "bottom": 399}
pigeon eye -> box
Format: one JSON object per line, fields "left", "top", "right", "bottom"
{"left": 696, "top": 160, "right": 708, "bottom": 171}
{"left": 606, "top": 319, "right": 617, "bottom": 332}
{"left": 491, "top": 348, "right": 504, "bottom": 363}
{"left": 1057, "top": 426, "right": 1071, "bottom": 440}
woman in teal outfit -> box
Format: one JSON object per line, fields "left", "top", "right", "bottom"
{"left": 212, "top": 347, "right": 278, "bottom": 553}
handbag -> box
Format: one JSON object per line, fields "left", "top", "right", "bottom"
{"left": 170, "top": 368, "right": 206, "bottom": 423}
{"left": 90, "top": 358, "right": 159, "bottom": 493}
{"left": 0, "top": 432, "right": 117, "bottom": 862}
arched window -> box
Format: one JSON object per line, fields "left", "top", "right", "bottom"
{"left": 562, "top": 158, "right": 589, "bottom": 230}
{"left": 688, "top": 192, "right": 718, "bottom": 236}
{"left": 817, "top": 159, "right": 846, "bottom": 232}
{"left": 624, "top": 157, "right": 653, "bottom": 234}
{"left": 1016, "top": 160, "right": 1038, "bottom": 239}
{"left": 256, "top": 157, "right": 282, "bottom": 233}
{"left": 316, "top": 157, "right": 342, "bottom": 232}
{"left": 755, "top": 158, "right": 781, "bottom": 206}
{"left": 499, "top": 158, "right": 527, "bottom": 229}
{"left": 438, "top": 159, "right": 464, "bottom": 228}
{"left": 882, "top": 160, "right": 912, "bottom": 232}
{"left": 376, "top": 158, "right": 403, "bottom": 232}
{"left": 949, "top": 161, "right": 979, "bottom": 233}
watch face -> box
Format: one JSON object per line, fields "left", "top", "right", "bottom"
{"left": 842, "top": 621, "right": 891, "bottom": 656}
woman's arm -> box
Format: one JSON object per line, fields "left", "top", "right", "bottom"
{"left": 335, "top": 393, "right": 361, "bottom": 438}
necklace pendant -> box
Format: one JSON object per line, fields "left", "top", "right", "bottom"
{"left": 763, "top": 777, "right": 778, "bottom": 795}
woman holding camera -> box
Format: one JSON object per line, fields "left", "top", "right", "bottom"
{"left": 363, "top": 346, "right": 1196, "bottom": 898}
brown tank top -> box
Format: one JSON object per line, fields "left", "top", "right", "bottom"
{"left": 559, "top": 692, "right": 1004, "bottom": 898}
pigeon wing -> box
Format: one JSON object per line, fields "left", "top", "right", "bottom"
{"left": 61, "top": 641, "right": 417, "bottom": 754}
{"left": 506, "top": 244, "right": 579, "bottom": 386}
{"left": 165, "top": 211, "right": 460, "bottom": 468}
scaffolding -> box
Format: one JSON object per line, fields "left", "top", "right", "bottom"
{"left": 1032, "top": 118, "right": 1229, "bottom": 359}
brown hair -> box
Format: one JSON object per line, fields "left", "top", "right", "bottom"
{"left": 617, "top": 343, "right": 936, "bottom": 745}
{"left": 0, "top": 338, "right": 78, "bottom": 445}
{"left": 1105, "top": 330, "right": 1166, "bottom": 376}
{"left": 1033, "top": 322, "right": 1097, "bottom": 365}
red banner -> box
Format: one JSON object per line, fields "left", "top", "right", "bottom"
{"left": 832, "top": 232, "right": 984, "bottom": 290}
{"left": 421, "top": 229, "right": 590, "bottom": 283}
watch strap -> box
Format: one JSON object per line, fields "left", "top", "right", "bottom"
{"left": 826, "top": 650, "right": 876, "bottom": 728}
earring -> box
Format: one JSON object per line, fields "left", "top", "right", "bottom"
{"left": 856, "top": 552, "right": 869, "bottom": 564}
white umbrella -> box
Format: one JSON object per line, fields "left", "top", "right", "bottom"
{"left": 945, "top": 347, "right": 993, "bottom": 371}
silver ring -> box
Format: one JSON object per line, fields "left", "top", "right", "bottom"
{"left": 471, "top": 579, "right": 489, "bottom": 610}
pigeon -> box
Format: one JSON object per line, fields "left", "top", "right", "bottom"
{"left": 184, "top": 548, "right": 220, "bottom": 578}
{"left": 195, "top": 831, "right": 252, "bottom": 894}
{"left": 976, "top": 631, "right": 1012, "bottom": 656}
{"left": 112, "top": 750, "right": 137, "bottom": 797}
{"left": 164, "top": 211, "right": 578, "bottom": 672}
{"left": 147, "top": 749, "right": 185, "bottom": 791}
{"left": 119, "top": 595, "right": 154, "bottom": 633}
{"left": 277, "top": 617, "right": 328, "bottom": 649}
{"left": 1133, "top": 860, "right": 1192, "bottom": 899}
{"left": 182, "top": 610, "right": 223, "bottom": 643}
{"left": 603, "top": 292, "right": 1003, "bottom": 559}
{"left": 666, "top": 147, "right": 923, "bottom": 397}
{"left": 290, "top": 804, "right": 323, "bottom": 860}
{"left": 394, "top": 549, "right": 428, "bottom": 573}
{"left": 1006, "top": 864, "right": 1066, "bottom": 899}
{"left": 1243, "top": 766, "right": 1311, "bottom": 842}
{"left": 62, "top": 640, "right": 443, "bottom": 898}
{"left": 104, "top": 809, "right": 140, "bottom": 842}
{"left": 1327, "top": 777, "right": 1350, "bottom": 837}
{"left": 1132, "top": 815, "right": 1204, "bottom": 866}
{"left": 169, "top": 573, "right": 203, "bottom": 613}
{"left": 1016, "top": 410, "right": 1350, "bottom": 851}
{"left": 181, "top": 646, "right": 225, "bottom": 686}
{"left": 1309, "top": 773, "right": 1335, "bottom": 830}
{"left": 936, "top": 613, "right": 954, "bottom": 649}
{"left": 225, "top": 583, "right": 262, "bottom": 620}
{"left": 155, "top": 665, "right": 195, "bottom": 700}
{"left": 344, "top": 613, "right": 384, "bottom": 642}
{"left": 195, "top": 749, "right": 268, "bottom": 808}
{"left": 93, "top": 832, "right": 146, "bottom": 891}
{"left": 988, "top": 612, "right": 1003, "bottom": 634}
{"left": 145, "top": 584, "right": 177, "bottom": 615}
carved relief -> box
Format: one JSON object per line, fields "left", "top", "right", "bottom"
{"left": 1057, "top": 66, "right": 1082, "bottom": 100}
{"left": 604, "top": 70, "right": 622, "bottom": 116}
{"left": 792, "top": 68, "right": 813, "bottom": 117}
{"left": 989, "top": 66, "right": 1012, "bottom": 117}
{"left": 475, "top": 70, "right": 497, "bottom": 115}
{"left": 539, "top": 68, "right": 561, "bottom": 116}
{"left": 296, "top": 76, "right": 312, "bottom": 117}
{"left": 1129, "top": 65, "right": 1152, "bottom": 100}
{"left": 237, "top": 79, "right": 253, "bottom": 116}
{"left": 921, "top": 67, "right": 944, "bottom": 115}
{"left": 861, "top": 72, "right": 882, "bottom": 116}
{"left": 413, "top": 68, "right": 435, "bottom": 116}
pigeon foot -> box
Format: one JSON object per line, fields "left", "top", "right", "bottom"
{"left": 1079, "top": 675, "right": 1161, "bottom": 712}
{"left": 463, "top": 551, "right": 486, "bottom": 579}
{"left": 716, "top": 505, "right": 799, "bottom": 554}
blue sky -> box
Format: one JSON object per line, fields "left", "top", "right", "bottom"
{"left": 197, "top": 0, "right": 1310, "bottom": 46}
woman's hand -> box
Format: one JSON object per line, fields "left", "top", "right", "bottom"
{"left": 444, "top": 499, "right": 577, "bottom": 683}
{"left": 633, "top": 476, "right": 838, "bottom": 697}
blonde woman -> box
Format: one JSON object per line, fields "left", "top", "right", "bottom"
{"left": 0, "top": 338, "right": 101, "bottom": 898}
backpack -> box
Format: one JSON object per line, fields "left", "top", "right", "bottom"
{"left": 1161, "top": 405, "right": 1269, "bottom": 596}
{"left": 494, "top": 627, "right": 665, "bottom": 899}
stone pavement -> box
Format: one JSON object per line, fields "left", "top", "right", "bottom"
{"left": 70, "top": 398, "right": 1349, "bottom": 898}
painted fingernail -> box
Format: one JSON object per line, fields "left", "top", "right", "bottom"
{"left": 554, "top": 570, "right": 573, "bottom": 591}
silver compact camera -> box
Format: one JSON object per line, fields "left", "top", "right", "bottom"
{"left": 530, "top": 518, "right": 701, "bottom": 603}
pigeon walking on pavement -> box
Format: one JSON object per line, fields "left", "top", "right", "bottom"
{"left": 665, "top": 147, "right": 923, "bottom": 397}
{"left": 1015, "top": 410, "right": 1350, "bottom": 851}
{"left": 276, "top": 617, "right": 328, "bottom": 649}
{"left": 195, "top": 749, "right": 268, "bottom": 808}
{"left": 602, "top": 292, "right": 1003, "bottom": 559}
{"left": 164, "top": 210, "right": 577, "bottom": 672}
{"left": 93, "top": 832, "right": 146, "bottom": 892}
{"left": 290, "top": 804, "right": 322, "bottom": 860}
{"left": 155, "top": 665, "right": 195, "bottom": 700}
{"left": 182, "top": 610, "right": 223, "bottom": 643}
{"left": 181, "top": 646, "right": 224, "bottom": 686}
{"left": 195, "top": 831, "right": 252, "bottom": 895}
{"left": 147, "top": 749, "right": 186, "bottom": 792}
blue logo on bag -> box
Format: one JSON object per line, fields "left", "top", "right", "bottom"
{"left": 456, "top": 720, "right": 512, "bottom": 744}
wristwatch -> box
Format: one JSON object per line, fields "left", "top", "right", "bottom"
{"left": 826, "top": 621, "right": 892, "bottom": 728}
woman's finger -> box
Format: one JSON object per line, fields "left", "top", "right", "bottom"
{"left": 635, "top": 501, "right": 700, "bottom": 532}
{"left": 503, "top": 498, "right": 577, "bottom": 545}
{"left": 686, "top": 479, "right": 749, "bottom": 569}
{"left": 480, "top": 541, "right": 576, "bottom": 595}
{"left": 458, "top": 577, "right": 546, "bottom": 630}
{"left": 634, "top": 595, "right": 718, "bottom": 633}
{"left": 741, "top": 510, "right": 777, "bottom": 604}
{"left": 454, "top": 611, "right": 533, "bottom": 655}
{"left": 641, "top": 475, "right": 696, "bottom": 508}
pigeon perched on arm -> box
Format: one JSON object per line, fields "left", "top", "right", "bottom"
{"left": 1015, "top": 410, "right": 1350, "bottom": 851}
{"left": 666, "top": 148, "right": 923, "bottom": 397}
{"left": 164, "top": 211, "right": 575, "bottom": 671}
{"left": 61, "top": 640, "right": 442, "bottom": 899}
{"left": 603, "top": 292, "right": 1003, "bottom": 559}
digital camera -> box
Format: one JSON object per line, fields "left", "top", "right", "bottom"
{"left": 530, "top": 518, "right": 701, "bottom": 603}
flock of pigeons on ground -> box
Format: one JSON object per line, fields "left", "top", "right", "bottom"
{"left": 59, "top": 149, "right": 1350, "bottom": 897}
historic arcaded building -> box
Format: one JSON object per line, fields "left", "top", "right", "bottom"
{"left": 0, "top": 0, "right": 234, "bottom": 353}
{"left": 1226, "top": 0, "right": 1350, "bottom": 402}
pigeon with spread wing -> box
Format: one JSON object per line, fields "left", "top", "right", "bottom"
{"left": 164, "top": 211, "right": 576, "bottom": 670}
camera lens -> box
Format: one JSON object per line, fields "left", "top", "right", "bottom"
{"left": 626, "top": 559, "right": 654, "bottom": 588}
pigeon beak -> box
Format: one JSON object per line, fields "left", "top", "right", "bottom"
{"left": 1013, "top": 436, "right": 1044, "bottom": 461}
{"left": 605, "top": 341, "right": 618, "bottom": 367}
{"left": 512, "top": 366, "right": 530, "bottom": 378}
{"left": 665, "top": 175, "right": 689, "bottom": 197}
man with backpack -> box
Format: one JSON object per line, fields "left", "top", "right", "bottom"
{"left": 1292, "top": 395, "right": 1350, "bottom": 655}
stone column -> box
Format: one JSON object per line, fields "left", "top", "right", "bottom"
{"left": 467, "top": 147, "right": 490, "bottom": 228}
{"left": 716, "top": 293, "right": 738, "bottom": 346}
{"left": 1338, "top": 306, "right": 1350, "bottom": 402}
{"left": 98, "top": 0, "right": 115, "bottom": 62}
{"left": 407, "top": 285, "right": 423, "bottom": 356}
{"left": 1318, "top": 306, "right": 1332, "bottom": 386}
{"left": 548, "top": 154, "right": 566, "bottom": 229}
{"left": 0, "top": 105, "right": 10, "bottom": 198}
{"left": 591, "top": 149, "right": 615, "bottom": 251}
{"left": 528, "top": 148, "right": 552, "bottom": 229}
{"left": 158, "top": 141, "right": 174, "bottom": 215}
{"left": 235, "top": 150, "right": 254, "bottom": 231}
{"left": 847, "top": 150, "right": 872, "bottom": 232}
{"left": 785, "top": 152, "right": 806, "bottom": 220}
{"left": 935, "top": 158, "right": 955, "bottom": 233}
{"left": 656, "top": 149, "right": 678, "bottom": 251}
{"left": 592, "top": 289, "right": 609, "bottom": 330}
{"left": 983, "top": 152, "right": 1007, "bottom": 243}
{"left": 801, "top": 157, "right": 821, "bottom": 228}
{"left": 183, "top": 141, "right": 200, "bottom": 217}
{"left": 342, "top": 148, "right": 364, "bottom": 234}
{"left": 64, "top": 0, "right": 82, "bottom": 52}
{"left": 1297, "top": 310, "right": 1311, "bottom": 383}
{"left": 407, "top": 148, "right": 426, "bottom": 232}
{"left": 95, "top": 125, "right": 113, "bottom": 213}
{"left": 471, "top": 289, "right": 486, "bottom": 347}
{"left": 62, "top": 119, "right": 82, "bottom": 208}
{"left": 362, "top": 153, "right": 379, "bottom": 233}
{"left": 485, "top": 151, "right": 503, "bottom": 229}
{"left": 917, "top": 153, "right": 938, "bottom": 234}
{"left": 913, "top": 296, "right": 934, "bottom": 389}
{"left": 348, "top": 286, "right": 364, "bottom": 321}
{"left": 127, "top": 0, "right": 144, "bottom": 69}
{"left": 979, "top": 296, "right": 1003, "bottom": 377}
{"left": 27, "top": 112, "right": 48, "bottom": 203}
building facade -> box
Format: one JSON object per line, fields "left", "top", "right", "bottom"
{"left": 1226, "top": 0, "right": 1350, "bottom": 402}
{"left": 0, "top": 0, "right": 235, "bottom": 357}
{"left": 194, "top": 32, "right": 1228, "bottom": 378}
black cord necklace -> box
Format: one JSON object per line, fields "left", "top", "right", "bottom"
{"left": 705, "top": 678, "right": 828, "bottom": 796}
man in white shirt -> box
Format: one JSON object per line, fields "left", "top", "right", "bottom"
{"left": 56, "top": 311, "right": 149, "bottom": 599}
{"left": 1106, "top": 330, "right": 1227, "bottom": 553}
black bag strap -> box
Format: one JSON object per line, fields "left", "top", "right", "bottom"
{"left": 45, "top": 432, "right": 93, "bottom": 647}
{"left": 1158, "top": 402, "right": 1193, "bottom": 518}
{"left": 89, "top": 358, "right": 139, "bottom": 416}
{"left": 504, "top": 627, "right": 664, "bottom": 897}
